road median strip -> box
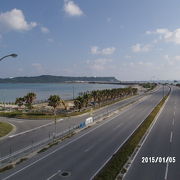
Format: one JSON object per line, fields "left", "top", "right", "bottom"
{"left": 0, "top": 88, "right": 156, "bottom": 174}
{"left": 94, "top": 88, "right": 170, "bottom": 180}
{"left": 0, "top": 92, "right": 147, "bottom": 173}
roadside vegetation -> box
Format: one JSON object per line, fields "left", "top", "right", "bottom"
{"left": 140, "top": 83, "right": 157, "bottom": 90}
{"left": 0, "top": 87, "right": 138, "bottom": 120}
{"left": 0, "top": 122, "right": 13, "bottom": 137}
{"left": 94, "top": 88, "right": 170, "bottom": 180}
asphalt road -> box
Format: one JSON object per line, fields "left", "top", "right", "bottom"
{"left": 0, "top": 91, "right": 150, "bottom": 157}
{"left": 1, "top": 92, "right": 146, "bottom": 134}
{"left": 0, "top": 117, "right": 53, "bottom": 134}
{"left": 123, "top": 86, "right": 180, "bottom": 180}
{"left": 0, "top": 86, "right": 169, "bottom": 180}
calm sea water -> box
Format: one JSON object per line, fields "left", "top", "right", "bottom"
{"left": 0, "top": 83, "right": 126, "bottom": 103}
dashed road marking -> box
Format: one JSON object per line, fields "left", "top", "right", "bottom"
{"left": 170, "top": 131, "right": 173, "bottom": 143}
{"left": 47, "top": 170, "right": 61, "bottom": 180}
{"left": 113, "top": 122, "right": 123, "bottom": 130}
{"left": 84, "top": 144, "right": 95, "bottom": 152}
{"left": 164, "top": 162, "right": 169, "bottom": 180}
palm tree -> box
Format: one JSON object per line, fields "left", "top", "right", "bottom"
{"left": 24, "top": 92, "right": 36, "bottom": 109}
{"left": 96, "top": 90, "right": 102, "bottom": 107}
{"left": 74, "top": 96, "right": 84, "bottom": 111}
{"left": 15, "top": 97, "right": 24, "bottom": 109}
{"left": 82, "top": 92, "right": 91, "bottom": 107}
{"left": 91, "top": 90, "right": 98, "bottom": 106}
{"left": 48, "top": 95, "right": 61, "bottom": 137}
{"left": 48, "top": 95, "right": 62, "bottom": 116}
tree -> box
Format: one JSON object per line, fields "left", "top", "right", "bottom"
{"left": 48, "top": 95, "right": 61, "bottom": 115}
{"left": 74, "top": 96, "right": 84, "bottom": 111}
{"left": 48, "top": 95, "right": 62, "bottom": 137}
{"left": 24, "top": 92, "right": 36, "bottom": 109}
{"left": 91, "top": 90, "right": 98, "bottom": 106}
{"left": 82, "top": 92, "right": 91, "bottom": 107}
{"left": 15, "top": 97, "right": 24, "bottom": 109}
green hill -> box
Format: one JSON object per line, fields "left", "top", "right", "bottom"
{"left": 0, "top": 75, "right": 119, "bottom": 83}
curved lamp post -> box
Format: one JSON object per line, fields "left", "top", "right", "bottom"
{"left": 0, "top": 54, "right": 18, "bottom": 62}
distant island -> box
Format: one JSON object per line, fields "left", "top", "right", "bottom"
{"left": 0, "top": 75, "right": 120, "bottom": 83}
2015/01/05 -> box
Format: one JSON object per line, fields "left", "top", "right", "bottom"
{"left": 142, "top": 156, "right": 176, "bottom": 163}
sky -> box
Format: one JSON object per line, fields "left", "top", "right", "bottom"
{"left": 1, "top": 0, "right": 180, "bottom": 81}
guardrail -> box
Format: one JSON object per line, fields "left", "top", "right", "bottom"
{"left": 0, "top": 104, "right": 123, "bottom": 168}
{"left": 0, "top": 90, "right": 158, "bottom": 169}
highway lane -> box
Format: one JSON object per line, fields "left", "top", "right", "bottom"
{"left": 123, "top": 86, "right": 180, "bottom": 180}
{"left": 0, "top": 86, "right": 169, "bottom": 180}
{"left": 0, "top": 86, "right": 159, "bottom": 136}
{"left": 0, "top": 91, "right": 151, "bottom": 157}
{"left": 1, "top": 92, "right": 146, "bottom": 134}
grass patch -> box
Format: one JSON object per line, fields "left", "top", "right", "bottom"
{"left": 16, "top": 157, "right": 28, "bottom": 165}
{"left": 0, "top": 122, "right": 13, "bottom": 137}
{"left": 37, "top": 141, "right": 59, "bottom": 153}
{"left": 0, "top": 109, "right": 91, "bottom": 120}
{"left": 0, "top": 164, "right": 14, "bottom": 173}
{"left": 37, "top": 147, "right": 49, "bottom": 153}
{"left": 94, "top": 92, "right": 170, "bottom": 180}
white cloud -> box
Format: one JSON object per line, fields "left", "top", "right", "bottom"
{"left": 90, "top": 46, "right": 116, "bottom": 55}
{"left": 47, "top": 38, "right": 54, "bottom": 43}
{"left": 17, "top": 68, "right": 23, "bottom": 72}
{"left": 91, "top": 46, "right": 99, "bottom": 54}
{"left": 41, "top": 26, "right": 49, "bottom": 34}
{"left": 32, "top": 63, "right": 44, "bottom": 73}
{"left": 174, "top": 56, "right": 180, "bottom": 61}
{"left": 132, "top": 43, "right": 151, "bottom": 53}
{"left": 124, "top": 61, "right": 152, "bottom": 67}
{"left": 87, "top": 58, "right": 112, "bottom": 71}
{"left": 145, "top": 30, "right": 152, "bottom": 35}
{"left": 164, "top": 54, "right": 180, "bottom": 66}
{"left": 147, "top": 28, "right": 180, "bottom": 44}
{"left": 64, "top": 0, "right": 83, "bottom": 16}
{"left": 0, "top": 9, "right": 37, "bottom": 32}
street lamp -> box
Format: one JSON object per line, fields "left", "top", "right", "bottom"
{"left": 0, "top": 54, "right": 18, "bottom": 62}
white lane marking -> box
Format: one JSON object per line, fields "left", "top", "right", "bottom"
{"left": 170, "top": 131, "right": 173, "bottom": 143}
{"left": 47, "top": 170, "right": 61, "bottom": 180}
{"left": 113, "top": 122, "right": 123, "bottom": 130}
{"left": 172, "top": 118, "right": 175, "bottom": 126}
{"left": 174, "top": 111, "right": 175, "bottom": 116}
{"left": 164, "top": 162, "right": 169, "bottom": 180}
{"left": 84, "top": 145, "right": 95, "bottom": 152}
{"left": 122, "top": 87, "right": 171, "bottom": 180}
{"left": 1, "top": 92, "right": 159, "bottom": 180}
{"left": 1, "top": 111, "right": 132, "bottom": 180}
{"left": 90, "top": 95, "right": 167, "bottom": 180}
{"left": 8, "top": 119, "right": 63, "bottom": 138}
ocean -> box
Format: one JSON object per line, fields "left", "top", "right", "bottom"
{"left": 0, "top": 83, "right": 126, "bottom": 103}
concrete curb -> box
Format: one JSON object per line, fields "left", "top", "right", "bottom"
{"left": 120, "top": 87, "right": 171, "bottom": 180}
